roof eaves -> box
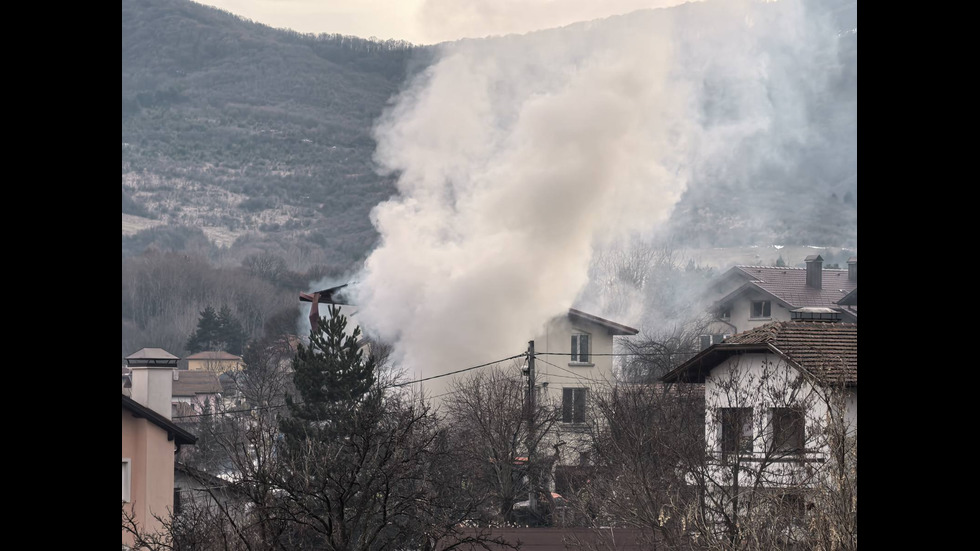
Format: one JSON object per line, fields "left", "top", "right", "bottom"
{"left": 711, "top": 281, "right": 794, "bottom": 311}
{"left": 122, "top": 394, "right": 198, "bottom": 446}
{"left": 662, "top": 342, "right": 777, "bottom": 383}
{"left": 568, "top": 308, "right": 639, "bottom": 335}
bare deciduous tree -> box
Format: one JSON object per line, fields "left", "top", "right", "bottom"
{"left": 442, "top": 362, "right": 561, "bottom": 526}
{"left": 562, "top": 353, "right": 856, "bottom": 551}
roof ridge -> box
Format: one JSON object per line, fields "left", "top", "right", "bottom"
{"left": 735, "top": 264, "right": 848, "bottom": 271}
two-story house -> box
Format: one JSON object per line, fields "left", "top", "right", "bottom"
{"left": 661, "top": 312, "right": 857, "bottom": 543}
{"left": 122, "top": 348, "right": 197, "bottom": 548}
{"left": 700, "top": 255, "right": 857, "bottom": 349}
{"left": 531, "top": 309, "right": 637, "bottom": 438}
{"left": 526, "top": 308, "right": 638, "bottom": 501}
{"left": 171, "top": 369, "right": 224, "bottom": 419}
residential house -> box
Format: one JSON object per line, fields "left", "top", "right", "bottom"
{"left": 186, "top": 350, "right": 243, "bottom": 373}
{"left": 171, "top": 369, "right": 224, "bottom": 420}
{"left": 700, "top": 255, "right": 857, "bottom": 349}
{"left": 661, "top": 312, "right": 857, "bottom": 540}
{"left": 174, "top": 461, "right": 247, "bottom": 519}
{"left": 531, "top": 308, "right": 638, "bottom": 466}
{"left": 122, "top": 348, "right": 197, "bottom": 547}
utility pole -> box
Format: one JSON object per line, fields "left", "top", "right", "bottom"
{"left": 526, "top": 340, "right": 537, "bottom": 516}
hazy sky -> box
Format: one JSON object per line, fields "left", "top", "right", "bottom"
{"left": 194, "top": 0, "right": 693, "bottom": 45}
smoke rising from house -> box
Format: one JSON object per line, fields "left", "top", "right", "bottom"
{"left": 351, "top": 0, "right": 853, "bottom": 400}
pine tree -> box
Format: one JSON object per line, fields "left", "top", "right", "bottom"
{"left": 186, "top": 304, "right": 248, "bottom": 355}
{"left": 280, "top": 304, "right": 378, "bottom": 446}
{"left": 217, "top": 305, "right": 246, "bottom": 356}
{"left": 186, "top": 305, "right": 222, "bottom": 353}
{"left": 274, "top": 305, "right": 441, "bottom": 549}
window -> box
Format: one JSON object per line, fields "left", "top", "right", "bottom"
{"left": 122, "top": 459, "right": 132, "bottom": 503}
{"left": 699, "top": 333, "right": 730, "bottom": 351}
{"left": 571, "top": 333, "right": 590, "bottom": 363}
{"left": 562, "top": 388, "right": 588, "bottom": 423}
{"left": 720, "top": 408, "right": 753, "bottom": 458}
{"left": 720, "top": 307, "right": 731, "bottom": 320}
{"left": 751, "top": 300, "right": 772, "bottom": 318}
{"left": 770, "top": 408, "right": 805, "bottom": 454}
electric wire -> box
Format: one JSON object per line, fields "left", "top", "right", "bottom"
{"left": 168, "top": 350, "right": 691, "bottom": 420}
{"left": 171, "top": 352, "right": 527, "bottom": 419}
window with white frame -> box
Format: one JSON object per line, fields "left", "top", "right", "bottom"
{"left": 769, "top": 407, "right": 805, "bottom": 454}
{"left": 122, "top": 458, "right": 132, "bottom": 503}
{"left": 720, "top": 408, "right": 753, "bottom": 459}
{"left": 570, "top": 333, "right": 591, "bottom": 363}
{"left": 699, "top": 333, "right": 731, "bottom": 351}
{"left": 562, "top": 387, "right": 588, "bottom": 424}
{"left": 751, "top": 300, "right": 772, "bottom": 318}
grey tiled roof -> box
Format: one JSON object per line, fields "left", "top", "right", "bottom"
{"left": 172, "top": 370, "right": 223, "bottom": 396}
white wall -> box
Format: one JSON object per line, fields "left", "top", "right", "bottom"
{"left": 703, "top": 353, "right": 854, "bottom": 468}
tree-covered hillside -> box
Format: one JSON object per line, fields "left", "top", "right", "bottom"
{"left": 122, "top": 0, "right": 435, "bottom": 267}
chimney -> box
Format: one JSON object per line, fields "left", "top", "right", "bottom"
{"left": 847, "top": 256, "right": 857, "bottom": 283}
{"left": 805, "top": 254, "right": 823, "bottom": 289}
{"left": 125, "top": 347, "right": 179, "bottom": 419}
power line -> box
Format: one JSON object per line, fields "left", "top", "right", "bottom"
{"left": 532, "top": 355, "right": 611, "bottom": 386}
{"left": 535, "top": 351, "right": 698, "bottom": 358}
{"left": 169, "top": 348, "right": 695, "bottom": 420}
{"left": 171, "top": 352, "right": 527, "bottom": 419}
{"left": 386, "top": 352, "right": 527, "bottom": 388}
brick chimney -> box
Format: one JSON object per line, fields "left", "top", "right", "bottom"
{"left": 847, "top": 256, "right": 857, "bottom": 283}
{"left": 125, "top": 347, "right": 179, "bottom": 419}
{"left": 805, "top": 254, "right": 823, "bottom": 289}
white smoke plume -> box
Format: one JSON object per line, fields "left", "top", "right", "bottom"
{"left": 352, "top": 0, "right": 848, "bottom": 400}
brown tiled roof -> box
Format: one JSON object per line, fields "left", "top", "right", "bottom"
{"left": 185, "top": 351, "right": 242, "bottom": 361}
{"left": 721, "top": 266, "right": 857, "bottom": 309}
{"left": 837, "top": 288, "right": 857, "bottom": 307}
{"left": 663, "top": 321, "right": 857, "bottom": 387}
{"left": 172, "top": 371, "right": 223, "bottom": 397}
{"left": 725, "top": 321, "right": 857, "bottom": 385}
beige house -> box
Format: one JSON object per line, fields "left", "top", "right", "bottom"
{"left": 186, "top": 350, "right": 243, "bottom": 372}
{"left": 531, "top": 309, "right": 638, "bottom": 493}
{"left": 533, "top": 308, "right": 638, "bottom": 426}
{"left": 700, "top": 255, "right": 857, "bottom": 349}
{"left": 122, "top": 348, "right": 196, "bottom": 547}
{"left": 171, "top": 369, "right": 224, "bottom": 419}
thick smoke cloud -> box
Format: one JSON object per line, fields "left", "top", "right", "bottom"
{"left": 353, "top": 0, "right": 852, "bottom": 400}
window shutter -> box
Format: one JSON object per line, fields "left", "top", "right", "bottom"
{"left": 563, "top": 388, "right": 573, "bottom": 423}
{"left": 574, "top": 388, "right": 587, "bottom": 423}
